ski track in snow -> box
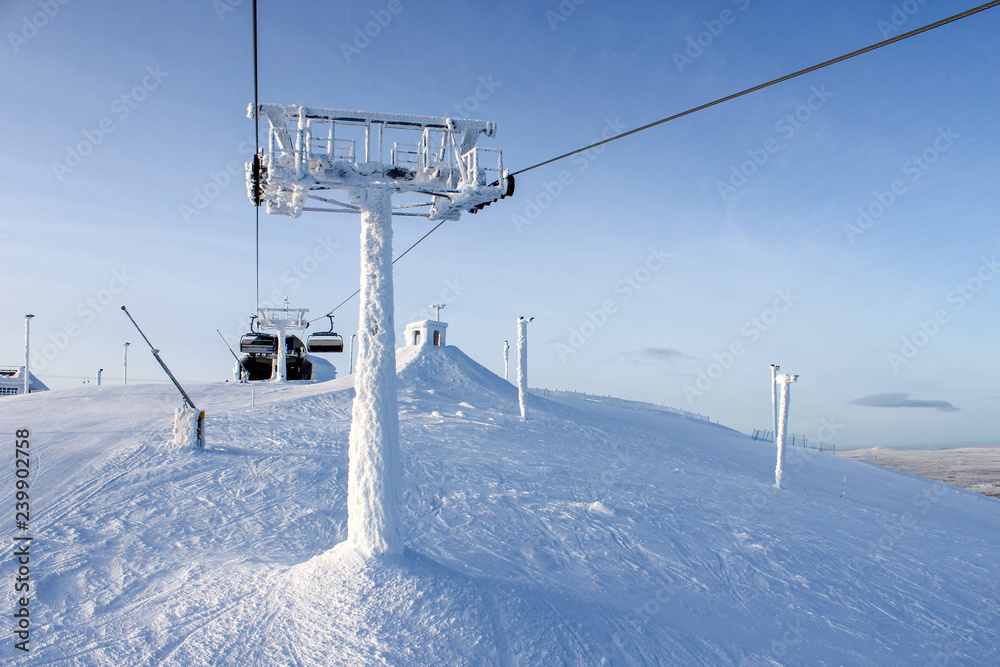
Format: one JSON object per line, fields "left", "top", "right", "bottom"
{"left": 2, "top": 345, "right": 999, "bottom": 665}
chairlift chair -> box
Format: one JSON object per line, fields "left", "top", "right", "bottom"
{"left": 240, "top": 315, "right": 278, "bottom": 355}
{"left": 307, "top": 314, "right": 344, "bottom": 353}
{"left": 240, "top": 333, "right": 277, "bottom": 355}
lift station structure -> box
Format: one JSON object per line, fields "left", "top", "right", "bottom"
{"left": 258, "top": 300, "right": 308, "bottom": 383}
{"left": 247, "top": 104, "right": 512, "bottom": 556}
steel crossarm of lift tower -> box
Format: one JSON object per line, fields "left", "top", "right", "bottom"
{"left": 247, "top": 103, "right": 513, "bottom": 221}
{"left": 257, "top": 304, "right": 308, "bottom": 331}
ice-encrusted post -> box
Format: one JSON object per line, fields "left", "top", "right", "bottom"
{"left": 770, "top": 363, "right": 779, "bottom": 442}
{"left": 347, "top": 188, "right": 403, "bottom": 556}
{"left": 503, "top": 340, "right": 509, "bottom": 381}
{"left": 774, "top": 373, "right": 797, "bottom": 489}
{"left": 517, "top": 317, "right": 532, "bottom": 419}
{"left": 274, "top": 326, "right": 287, "bottom": 382}
{"left": 23, "top": 314, "right": 34, "bottom": 395}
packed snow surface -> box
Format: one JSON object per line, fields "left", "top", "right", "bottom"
{"left": 2, "top": 344, "right": 999, "bottom": 665}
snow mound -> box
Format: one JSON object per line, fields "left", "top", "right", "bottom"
{"left": 396, "top": 344, "right": 519, "bottom": 407}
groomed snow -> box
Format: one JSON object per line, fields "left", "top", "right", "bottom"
{"left": 1, "top": 344, "right": 998, "bottom": 665}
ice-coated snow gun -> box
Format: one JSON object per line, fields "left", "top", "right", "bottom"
{"left": 217, "top": 329, "right": 249, "bottom": 382}
{"left": 121, "top": 306, "right": 205, "bottom": 448}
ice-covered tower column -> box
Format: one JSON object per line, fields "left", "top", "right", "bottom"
{"left": 774, "top": 373, "right": 798, "bottom": 489}
{"left": 23, "top": 314, "right": 33, "bottom": 395}
{"left": 347, "top": 188, "right": 403, "bottom": 556}
{"left": 248, "top": 104, "right": 512, "bottom": 559}
{"left": 517, "top": 316, "right": 532, "bottom": 419}
{"left": 504, "top": 340, "right": 509, "bottom": 381}
{"left": 275, "top": 326, "right": 288, "bottom": 382}
{"left": 770, "top": 363, "right": 780, "bottom": 442}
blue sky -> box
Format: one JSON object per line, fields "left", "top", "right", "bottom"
{"left": 2, "top": 0, "right": 998, "bottom": 447}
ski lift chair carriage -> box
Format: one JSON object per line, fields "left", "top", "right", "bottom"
{"left": 235, "top": 310, "right": 343, "bottom": 382}
{"left": 239, "top": 315, "right": 277, "bottom": 355}
{"left": 306, "top": 314, "right": 344, "bottom": 354}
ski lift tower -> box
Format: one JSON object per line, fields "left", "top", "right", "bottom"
{"left": 247, "top": 104, "right": 512, "bottom": 556}
{"left": 258, "top": 299, "right": 308, "bottom": 382}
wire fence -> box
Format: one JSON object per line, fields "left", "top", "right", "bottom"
{"left": 750, "top": 428, "right": 836, "bottom": 454}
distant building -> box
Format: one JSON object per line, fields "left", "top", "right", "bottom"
{"left": 0, "top": 367, "right": 49, "bottom": 396}
{"left": 404, "top": 319, "right": 448, "bottom": 347}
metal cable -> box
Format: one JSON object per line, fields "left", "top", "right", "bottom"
{"left": 311, "top": 220, "right": 448, "bottom": 321}
{"left": 511, "top": 0, "right": 1000, "bottom": 177}
{"left": 309, "top": 1, "right": 1000, "bottom": 320}
{"left": 252, "top": 0, "right": 261, "bottom": 311}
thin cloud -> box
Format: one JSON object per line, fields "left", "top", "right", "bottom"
{"left": 850, "top": 393, "right": 959, "bottom": 413}
{"left": 621, "top": 347, "right": 692, "bottom": 364}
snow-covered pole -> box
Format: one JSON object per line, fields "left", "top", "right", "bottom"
{"left": 123, "top": 342, "right": 130, "bottom": 385}
{"left": 503, "top": 339, "right": 509, "bottom": 381}
{"left": 23, "top": 314, "right": 33, "bottom": 395}
{"left": 430, "top": 303, "right": 445, "bottom": 322}
{"left": 770, "top": 364, "right": 779, "bottom": 443}
{"left": 349, "top": 333, "right": 356, "bottom": 375}
{"left": 347, "top": 187, "right": 403, "bottom": 557}
{"left": 774, "top": 373, "right": 798, "bottom": 489}
{"left": 517, "top": 317, "right": 532, "bottom": 419}
{"left": 97, "top": 369, "right": 103, "bottom": 386}
{"left": 275, "top": 326, "right": 287, "bottom": 382}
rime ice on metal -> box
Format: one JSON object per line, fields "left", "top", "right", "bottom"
{"left": 248, "top": 104, "right": 512, "bottom": 221}
{"left": 774, "top": 373, "right": 798, "bottom": 489}
{"left": 770, "top": 363, "right": 780, "bottom": 443}
{"left": 347, "top": 188, "right": 404, "bottom": 556}
{"left": 249, "top": 104, "right": 510, "bottom": 556}
{"left": 517, "top": 317, "right": 530, "bottom": 420}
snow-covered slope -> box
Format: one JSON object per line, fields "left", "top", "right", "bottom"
{"left": 2, "top": 345, "right": 998, "bottom": 665}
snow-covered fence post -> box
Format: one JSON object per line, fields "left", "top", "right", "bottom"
{"left": 504, "top": 339, "right": 509, "bottom": 381}
{"left": 349, "top": 333, "right": 356, "bottom": 374}
{"left": 347, "top": 188, "right": 404, "bottom": 557}
{"left": 774, "top": 373, "right": 798, "bottom": 489}
{"left": 517, "top": 317, "right": 532, "bottom": 419}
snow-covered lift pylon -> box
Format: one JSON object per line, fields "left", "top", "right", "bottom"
{"left": 247, "top": 104, "right": 512, "bottom": 557}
